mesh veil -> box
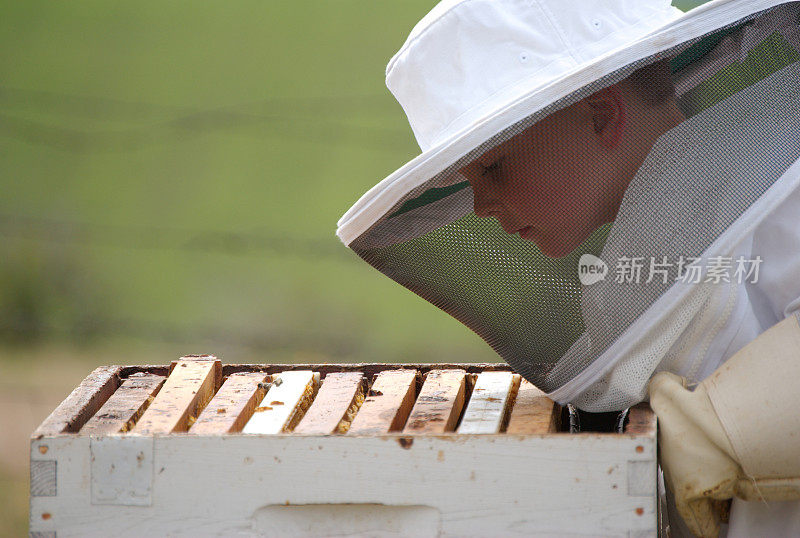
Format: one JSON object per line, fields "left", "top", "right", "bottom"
{"left": 343, "top": 4, "right": 800, "bottom": 409}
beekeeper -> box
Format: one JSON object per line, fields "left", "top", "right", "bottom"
{"left": 337, "top": 1, "right": 800, "bottom": 536}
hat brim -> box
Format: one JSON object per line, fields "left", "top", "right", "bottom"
{"left": 336, "top": 0, "right": 788, "bottom": 247}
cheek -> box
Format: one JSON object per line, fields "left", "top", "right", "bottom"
{"left": 510, "top": 159, "right": 590, "bottom": 223}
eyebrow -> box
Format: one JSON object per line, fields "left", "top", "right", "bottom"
{"left": 480, "top": 158, "right": 503, "bottom": 176}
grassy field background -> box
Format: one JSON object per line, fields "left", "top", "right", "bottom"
{"left": 1, "top": 1, "right": 704, "bottom": 535}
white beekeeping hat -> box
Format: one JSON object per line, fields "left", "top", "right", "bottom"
{"left": 337, "top": 0, "right": 800, "bottom": 410}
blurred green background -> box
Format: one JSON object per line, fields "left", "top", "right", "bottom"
{"left": 0, "top": 1, "right": 705, "bottom": 535}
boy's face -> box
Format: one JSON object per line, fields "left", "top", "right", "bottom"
{"left": 460, "top": 92, "right": 627, "bottom": 258}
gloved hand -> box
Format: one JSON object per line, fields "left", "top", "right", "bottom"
{"left": 649, "top": 314, "right": 800, "bottom": 538}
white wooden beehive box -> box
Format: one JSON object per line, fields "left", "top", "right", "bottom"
{"left": 30, "top": 355, "right": 659, "bottom": 537}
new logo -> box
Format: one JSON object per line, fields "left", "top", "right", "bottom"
{"left": 578, "top": 254, "right": 608, "bottom": 286}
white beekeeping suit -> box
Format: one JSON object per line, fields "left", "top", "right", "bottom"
{"left": 337, "top": 1, "right": 800, "bottom": 535}
{"left": 653, "top": 151, "right": 800, "bottom": 538}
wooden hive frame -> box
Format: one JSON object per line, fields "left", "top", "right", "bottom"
{"left": 30, "top": 355, "right": 659, "bottom": 538}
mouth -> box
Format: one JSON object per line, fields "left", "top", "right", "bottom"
{"left": 516, "top": 226, "right": 536, "bottom": 240}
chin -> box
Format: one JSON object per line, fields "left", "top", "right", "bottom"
{"left": 534, "top": 237, "right": 578, "bottom": 259}
{"left": 517, "top": 225, "right": 581, "bottom": 258}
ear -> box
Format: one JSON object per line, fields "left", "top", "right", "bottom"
{"left": 584, "top": 85, "right": 626, "bottom": 150}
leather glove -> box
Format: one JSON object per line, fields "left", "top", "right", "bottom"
{"left": 649, "top": 314, "right": 800, "bottom": 538}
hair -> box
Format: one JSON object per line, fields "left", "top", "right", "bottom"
{"left": 624, "top": 59, "right": 676, "bottom": 106}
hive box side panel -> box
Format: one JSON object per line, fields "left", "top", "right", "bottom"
{"left": 30, "top": 434, "right": 656, "bottom": 537}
